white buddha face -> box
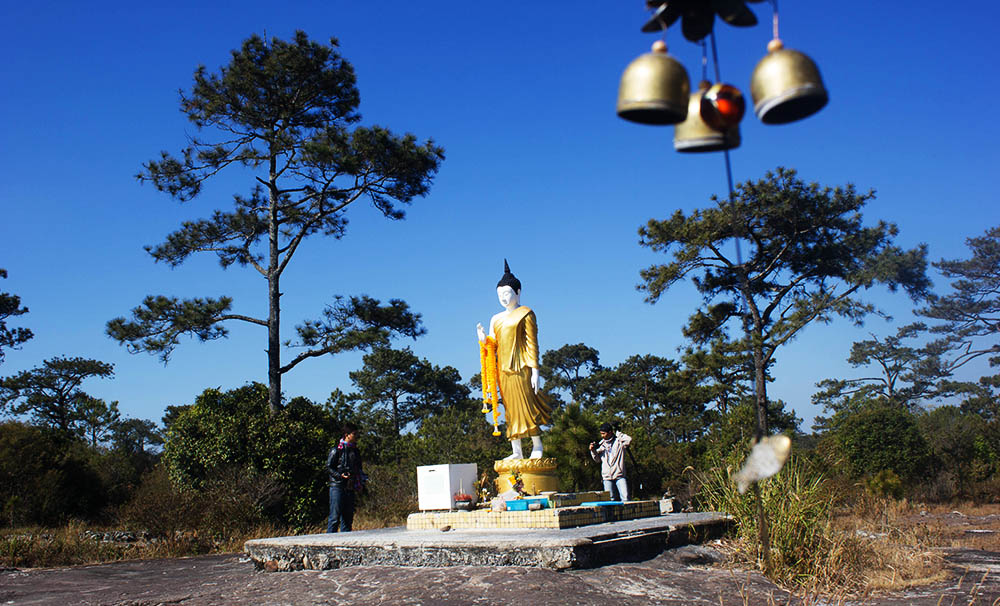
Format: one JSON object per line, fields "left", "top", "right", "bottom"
{"left": 497, "top": 285, "right": 520, "bottom": 309}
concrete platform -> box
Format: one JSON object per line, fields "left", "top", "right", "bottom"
{"left": 244, "top": 511, "right": 730, "bottom": 571}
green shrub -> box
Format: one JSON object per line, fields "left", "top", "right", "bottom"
{"left": 865, "top": 469, "right": 903, "bottom": 499}
{"left": 917, "top": 405, "right": 999, "bottom": 500}
{"left": 162, "top": 384, "right": 338, "bottom": 527}
{"left": 544, "top": 403, "right": 600, "bottom": 492}
{"left": 409, "top": 400, "right": 507, "bottom": 472}
{"left": 198, "top": 467, "right": 285, "bottom": 536}
{"left": 0, "top": 422, "right": 106, "bottom": 526}
{"left": 833, "top": 404, "right": 930, "bottom": 484}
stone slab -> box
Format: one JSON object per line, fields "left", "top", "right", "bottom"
{"left": 245, "top": 511, "right": 730, "bottom": 571}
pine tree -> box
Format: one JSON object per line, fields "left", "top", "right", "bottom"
{"left": 107, "top": 32, "right": 443, "bottom": 414}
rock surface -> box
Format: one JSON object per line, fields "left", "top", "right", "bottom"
{"left": 1, "top": 546, "right": 997, "bottom": 605}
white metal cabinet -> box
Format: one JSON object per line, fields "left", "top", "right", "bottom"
{"left": 416, "top": 463, "right": 478, "bottom": 510}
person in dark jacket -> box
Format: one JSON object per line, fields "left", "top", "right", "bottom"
{"left": 326, "top": 423, "right": 364, "bottom": 532}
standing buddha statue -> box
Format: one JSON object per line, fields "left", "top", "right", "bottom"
{"left": 477, "top": 260, "right": 552, "bottom": 460}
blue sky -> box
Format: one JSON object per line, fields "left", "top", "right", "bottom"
{"left": 1, "top": 1, "right": 997, "bottom": 430}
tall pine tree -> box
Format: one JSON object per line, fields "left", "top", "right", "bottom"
{"left": 107, "top": 32, "right": 443, "bottom": 414}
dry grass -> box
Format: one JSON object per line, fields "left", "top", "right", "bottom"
{"left": 821, "top": 496, "right": 950, "bottom": 593}
{"left": 749, "top": 498, "right": 998, "bottom": 600}
{"left": 712, "top": 496, "right": 999, "bottom": 605}
{"left": 0, "top": 522, "right": 298, "bottom": 569}
{"left": 1, "top": 494, "right": 413, "bottom": 570}
{"left": 282, "top": 512, "right": 407, "bottom": 535}
{"left": 698, "top": 449, "right": 999, "bottom": 600}
{"left": 900, "top": 501, "right": 1000, "bottom": 550}
{"left": 352, "top": 511, "right": 408, "bottom": 530}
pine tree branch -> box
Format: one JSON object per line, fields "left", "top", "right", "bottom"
{"left": 218, "top": 314, "right": 268, "bottom": 327}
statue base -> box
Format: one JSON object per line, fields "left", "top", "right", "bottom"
{"left": 494, "top": 458, "right": 559, "bottom": 495}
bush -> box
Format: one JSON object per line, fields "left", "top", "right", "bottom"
{"left": 355, "top": 463, "right": 418, "bottom": 527}
{"left": 917, "top": 406, "right": 998, "bottom": 500}
{"left": 832, "top": 404, "right": 930, "bottom": 484}
{"left": 118, "top": 465, "right": 199, "bottom": 537}
{"left": 409, "top": 400, "right": 507, "bottom": 472}
{"left": 163, "top": 384, "right": 339, "bottom": 527}
{"left": 200, "top": 467, "right": 285, "bottom": 536}
{"left": 120, "top": 463, "right": 284, "bottom": 539}
{"left": 699, "top": 398, "right": 801, "bottom": 465}
{"left": 865, "top": 469, "right": 903, "bottom": 499}
{"left": 543, "top": 402, "right": 600, "bottom": 492}
{"left": 0, "top": 422, "right": 107, "bottom": 526}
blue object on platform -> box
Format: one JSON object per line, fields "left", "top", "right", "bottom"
{"left": 579, "top": 501, "right": 624, "bottom": 506}
{"left": 505, "top": 497, "right": 549, "bottom": 511}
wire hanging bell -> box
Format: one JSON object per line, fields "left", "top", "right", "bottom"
{"left": 617, "top": 40, "right": 690, "bottom": 125}
{"left": 674, "top": 81, "right": 740, "bottom": 152}
{"left": 750, "top": 39, "right": 828, "bottom": 124}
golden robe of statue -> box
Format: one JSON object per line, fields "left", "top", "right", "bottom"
{"left": 492, "top": 305, "right": 552, "bottom": 440}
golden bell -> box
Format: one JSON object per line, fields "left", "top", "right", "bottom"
{"left": 750, "top": 39, "right": 828, "bottom": 124}
{"left": 617, "top": 40, "right": 690, "bottom": 125}
{"left": 674, "top": 81, "right": 740, "bottom": 153}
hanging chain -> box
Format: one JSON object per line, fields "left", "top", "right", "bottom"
{"left": 771, "top": 0, "right": 780, "bottom": 40}
{"left": 700, "top": 40, "right": 709, "bottom": 82}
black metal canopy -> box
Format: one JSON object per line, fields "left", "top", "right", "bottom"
{"left": 642, "top": 0, "right": 765, "bottom": 41}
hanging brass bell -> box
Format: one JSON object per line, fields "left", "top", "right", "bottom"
{"left": 674, "top": 81, "right": 740, "bottom": 153}
{"left": 750, "top": 39, "right": 828, "bottom": 124}
{"left": 617, "top": 40, "right": 690, "bottom": 125}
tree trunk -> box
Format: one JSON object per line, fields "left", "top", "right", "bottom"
{"left": 392, "top": 395, "right": 400, "bottom": 435}
{"left": 268, "top": 271, "right": 281, "bottom": 415}
{"left": 752, "top": 340, "right": 768, "bottom": 438}
{"left": 742, "top": 284, "right": 772, "bottom": 572}
{"left": 742, "top": 287, "right": 769, "bottom": 439}
{"left": 267, "top": 149, "right": 281, "bottom": 416}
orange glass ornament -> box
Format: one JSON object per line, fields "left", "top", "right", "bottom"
{"left": 700, "top": 83, "right": 746, "bottom": 130}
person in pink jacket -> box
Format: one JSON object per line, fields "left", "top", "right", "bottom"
{"left": 589, "top": 423, "right": 632, "bottom": 501}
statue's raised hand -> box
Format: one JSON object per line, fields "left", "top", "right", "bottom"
{"left": 476, "top": 322, "right": 486, "bottom": 342}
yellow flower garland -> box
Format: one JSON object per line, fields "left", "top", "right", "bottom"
{"left": 479, "top": 337, "right": 501, "bottom": 436}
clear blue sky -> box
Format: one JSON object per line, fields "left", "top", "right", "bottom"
{"left": 1, "top": 1, "right": 996, "bottom": 430}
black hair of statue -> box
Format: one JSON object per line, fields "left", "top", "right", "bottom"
{"left": 496, "top": 258, "right": 522, "bottom": 293}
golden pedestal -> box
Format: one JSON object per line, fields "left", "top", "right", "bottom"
{"left": 494, "top": 458, "right": 559, "bottom": 495}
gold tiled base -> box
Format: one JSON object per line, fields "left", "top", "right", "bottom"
{"left": 406, "top": 500, "right": 661, "bottom": 530}
{"left": 494, "top": 458, "right": 560, "bottom": 495}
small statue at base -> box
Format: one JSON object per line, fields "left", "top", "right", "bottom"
{"left": 477, "top": 260, "right": 552, "bottom": 460}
